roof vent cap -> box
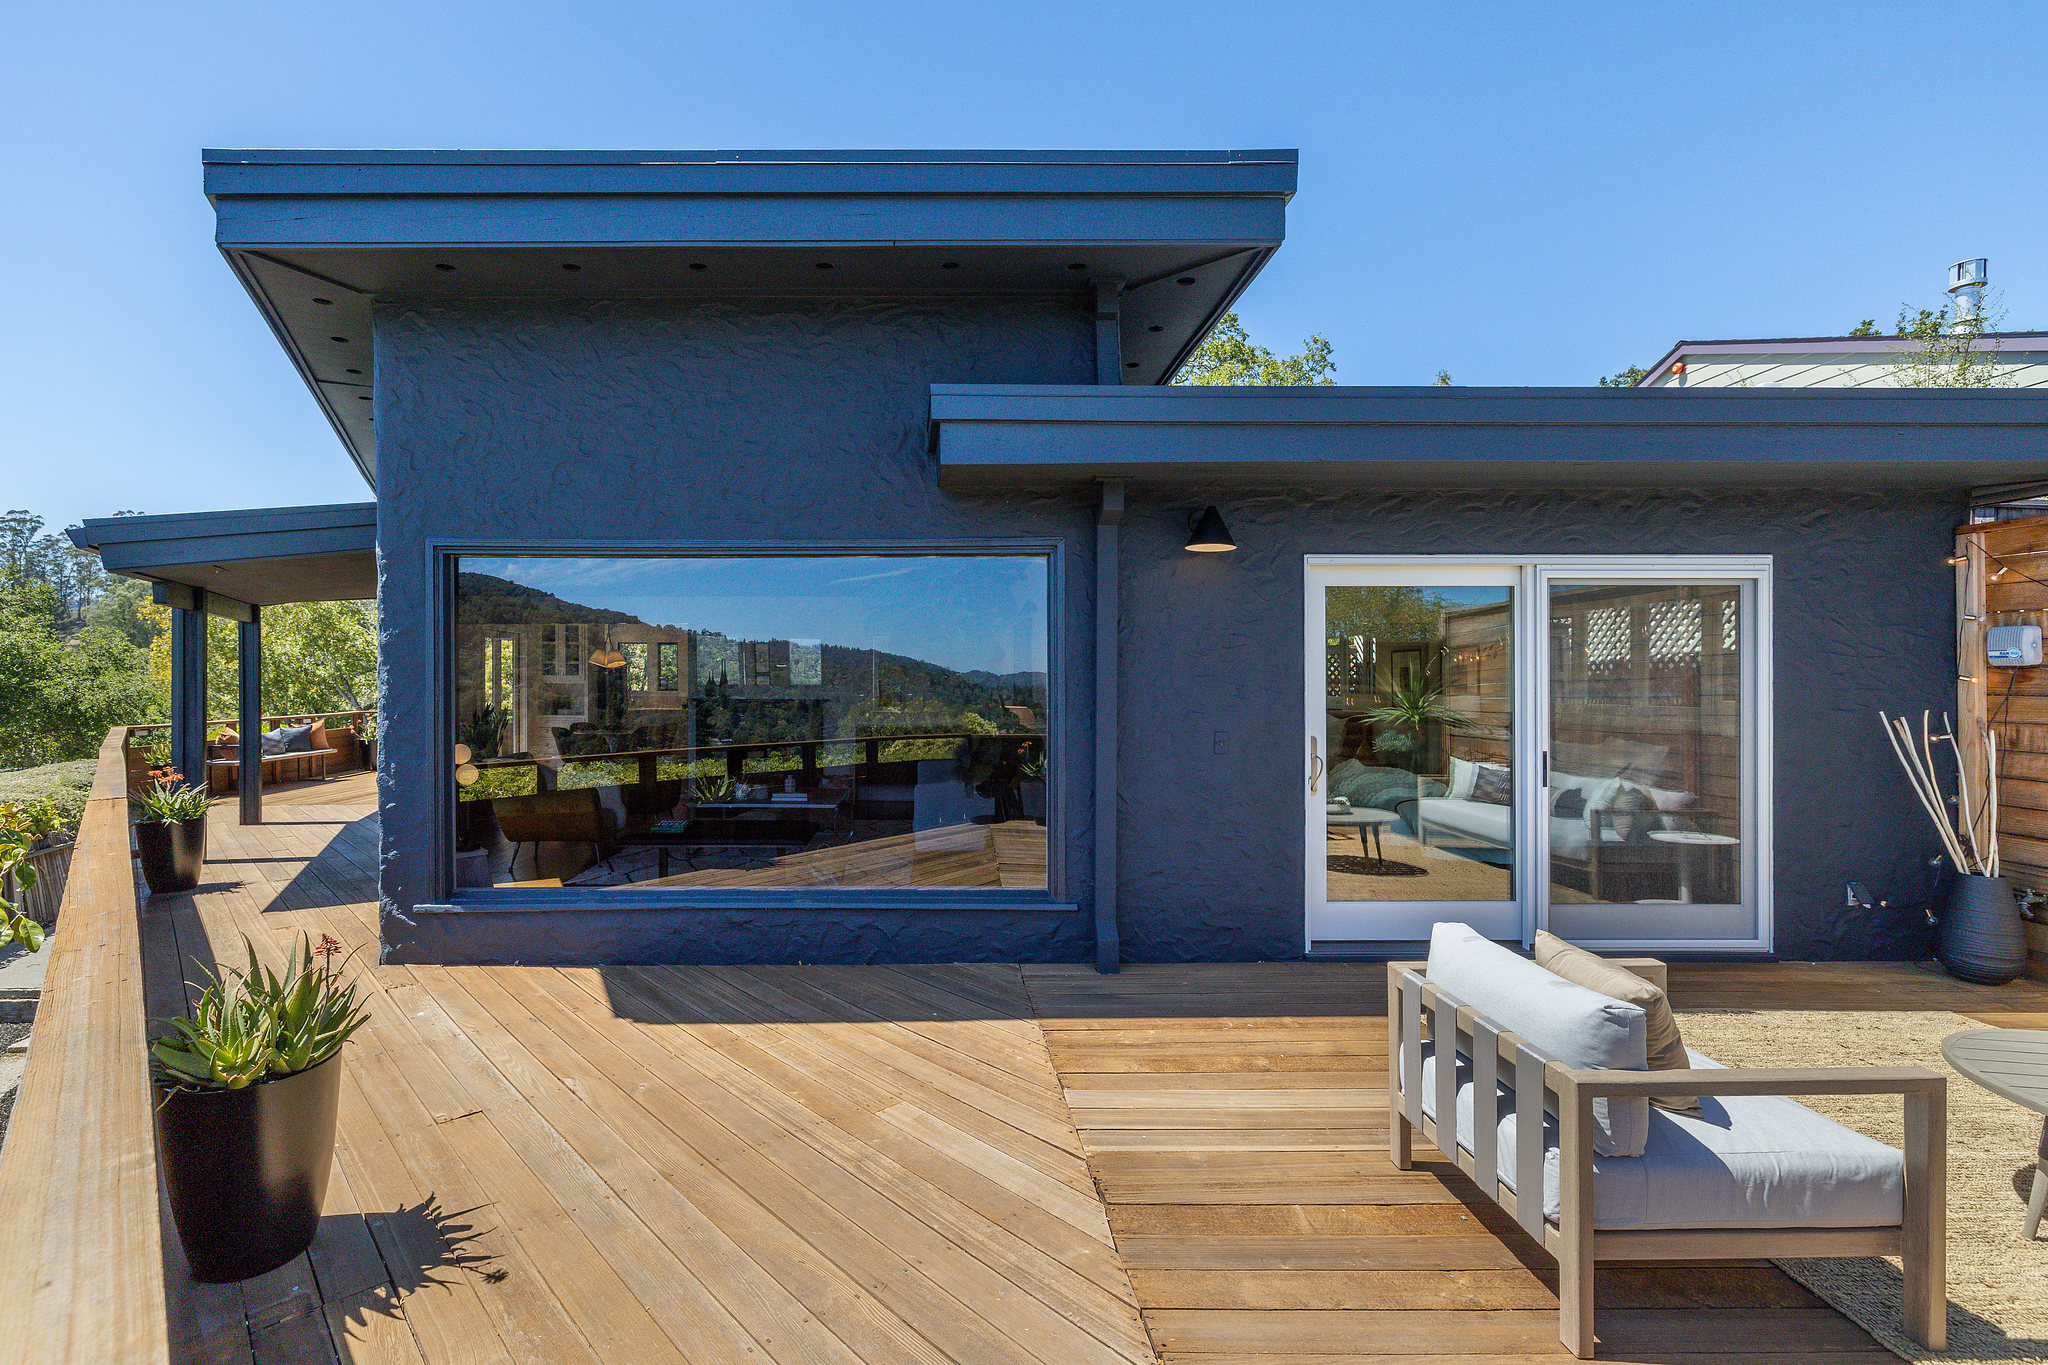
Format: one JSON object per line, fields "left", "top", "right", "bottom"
{"left": 1948, "top": 258, "right": 1989, "bottom": 330}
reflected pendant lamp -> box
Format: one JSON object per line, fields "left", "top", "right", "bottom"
{"left": 1185, "top": 505, "right": 1236, "bottom": 553}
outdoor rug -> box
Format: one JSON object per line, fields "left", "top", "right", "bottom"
{"left": 1679, "top": 1008, "right": 2048, "bottom": 1363}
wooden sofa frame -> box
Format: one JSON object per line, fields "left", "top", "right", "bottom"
{"left": 1387, "top": 959, "right": 1946, "bottom": 1358}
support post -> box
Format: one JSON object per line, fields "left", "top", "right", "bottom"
{"left": 1094, "top": 480, "right": 1125, "bottom": 973}
{"left": 1956, "top": 530, "right": 1990, "bottom": 855}
{"left": 169, "top": 597, "right": 208, "bottom": 788}
{"left": 238, "top": 607, "right": 262, "bottom": 826}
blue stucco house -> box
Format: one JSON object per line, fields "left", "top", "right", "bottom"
{"left": 72, "top": 149, "right": 2048, "bottom": 969}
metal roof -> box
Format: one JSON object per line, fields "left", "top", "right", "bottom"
{"left": 928, "top": 384, "right": 2048, "bottom": 493}
{"left": 1637, "top": 333, "right": 2048, "bottom": 385}
{"left": 68, "top": 503, "right": 376, "bottom": 607}
{"left": 201, "top": 148, "right": 1299, "bottom": 486}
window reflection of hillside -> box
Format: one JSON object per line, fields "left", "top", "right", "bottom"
{"left": 451, "top": 556, "right": 1051, "bottom": 891}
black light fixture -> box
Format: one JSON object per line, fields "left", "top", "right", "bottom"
{"left": 1185, "top": 505, "right": 1236, "bottom": 553}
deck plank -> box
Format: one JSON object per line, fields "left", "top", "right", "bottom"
{"left": 107, "top": 790, "right": 2048, "bottom": 1365}
{"left": 1023, "top": 960, "right": 2048, "bottom": 1363}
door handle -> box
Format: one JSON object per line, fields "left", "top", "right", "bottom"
{"left": 1309, "top": 736, "right": 1323, "bottom": 794}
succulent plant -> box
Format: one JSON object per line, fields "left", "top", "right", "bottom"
{"left": 151, "top": 935, "right": 368, "bottom": 1094}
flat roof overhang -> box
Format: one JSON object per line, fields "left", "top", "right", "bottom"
{"left": 68, "top": 503, "right": 376, "bottom": 608}
{"left": 929, "top": 385, "right": 2048, "bottom": 495}
{"left": 203, "top": 149, "right": 1299, "bottom": 487}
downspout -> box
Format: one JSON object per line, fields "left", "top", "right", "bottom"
{"left": 1093, "top": 279, "right": 1125, "bottom": 385}
{"left": 1094, "top": 480, "right": 1124, "bottom": 973}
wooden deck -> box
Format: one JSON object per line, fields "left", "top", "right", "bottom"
{"left": 1029, "top": 963, "right": 2046, "bottom": 1364}
{"left": 10, "top": 746, "right": 2048, "bottom": 1363}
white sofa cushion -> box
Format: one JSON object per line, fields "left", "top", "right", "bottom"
{"left": 1425, "top": 923, "right": 1651, "bottom": 1156}
{"left": 1420, "top": 1046, "right": 1904, "bottom": 1230}
{"left": 1448, "top": 756, "right": 1478, "bottom": 799}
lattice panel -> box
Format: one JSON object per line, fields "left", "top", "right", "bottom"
{"left": 1647, "top": 599, "right": 1702, "bottom": 661}
{"left": 1583, "top": 607, "right": 1631, "bottom": 665}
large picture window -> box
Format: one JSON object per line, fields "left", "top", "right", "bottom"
{"left": 451, "top": 554, "right": 1051, "bottom": 892}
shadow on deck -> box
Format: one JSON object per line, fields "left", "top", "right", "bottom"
{"left": 11, "top": 736, "right": 2048, "bottom": 1364}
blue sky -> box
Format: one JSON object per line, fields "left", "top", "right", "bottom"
{"left": 8, "top": 3, "right": 2047, "bottom": 532}
{"left": 465, "top": 555, "right": 1048, "bottom": 678}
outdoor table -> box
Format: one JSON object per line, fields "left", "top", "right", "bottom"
{"left": 624, "top": 787, "right": 854, "bottom": 877}
{"left": 1327, "top": 805, "right": 1397, "bottom": 861}
{"left": 1648, "top": 829, "right": 1740, "bottom": 903}
{"left": 1940, "top": 1027, "right": 2048, "bottom": 1240}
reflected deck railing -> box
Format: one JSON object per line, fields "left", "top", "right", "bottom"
{"left": 0, "top": 726, "right": 168, "bottom": 1364}
{"left": 469, "top": 729, "right": 1044, "bottom": 797}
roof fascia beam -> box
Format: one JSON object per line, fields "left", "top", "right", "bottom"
{"left": 150, "top": 582, "right": 256, "bottom": 623}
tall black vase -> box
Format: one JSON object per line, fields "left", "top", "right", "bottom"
{"left": 155, "top": 1053, "right": 343, "bottom": 1283}
{"left": 1940, "top": 873, "right": 2028, "bottom": 985}
{"left": 136, "top": 816, "right": 206, "bottom": 895}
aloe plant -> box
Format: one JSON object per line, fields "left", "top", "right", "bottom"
{"left": 151, "top": 935, "right": 369, "bottom": 1094}
{"left": 130, "top": 778, "right": 218, "bottom": 824}
{"left": 1364, "top": 677, "right": 1473, "bottom": 757}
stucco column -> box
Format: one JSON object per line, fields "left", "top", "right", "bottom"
{"left": 1094, "top": 480, "right": 1124, "bottom": 972}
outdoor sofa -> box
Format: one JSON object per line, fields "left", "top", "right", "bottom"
{"left": 1389, "top": 923, "right": 1946, "bottom": 1357}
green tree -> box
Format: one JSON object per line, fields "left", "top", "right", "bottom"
{"left": 1848, "top": 319, "right": 1881, "bottom": 337}
{"left": 1173, "top": 312, "right": 1335, "bottom": 385}
{"left": 1598, "top": 365, "right": 1649, "bottom": 388}
{"left": 84, "top": 577, "right": 162, "bottom": 650}
{"left": 145, "top": 599, "right": 378, "bottom": 721}
{"left": 0, "top": 571, "right": 159, "bottom": 767}
{"left": 1889, "top": 300, "right": 2015, "bottom": 388}
{"left": 260, "top": 600, "right": 378, "bottom": 715}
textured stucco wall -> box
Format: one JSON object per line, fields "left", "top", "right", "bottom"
{"left": 372, "top": 293, "right": 1963, "bottom": 965}
{"left": 372, "top": 294, "right": 1100, "bottom": 964}
{"left": 1108, "top": 485, "right": 1962, "bottom": 963}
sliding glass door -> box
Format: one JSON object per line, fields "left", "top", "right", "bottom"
{"left": 1539, "top": 570, "right": 1766, "bottom": 949}
{"left": 1305, "top": 564, "right": 1526, "bottom": 944}
{"left": 1305, "top": 557, "right": 1770, "bottom": 953}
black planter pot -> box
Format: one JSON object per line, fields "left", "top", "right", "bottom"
{"left": 1940, "top": 873, "right": 2028, "bottom": 985}
{"left": 155, "top": 1052, "right": 343, "bottom": 1283}
{"left": 136, "top": 816, "right": 207, "bottom": 895}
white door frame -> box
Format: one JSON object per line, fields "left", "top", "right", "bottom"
{"left": 1533, "top": 559, "right": 1773, "bottom": 954}
{"left": 1304, "top": 561, "right": 1529, "bottom": 947}
{"left": 1304, "top": 555, "right": 1773, "bottom": 954}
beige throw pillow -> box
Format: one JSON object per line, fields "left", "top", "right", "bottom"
{"left": 1533, "top": 931, "right": 1700, "bottom": 1113}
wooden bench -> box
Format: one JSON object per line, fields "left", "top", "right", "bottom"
{"left": 1389, "top": 955, "right": 1946, "bottom": 1358}
{"left": 205, "top": 747, "right": 336, "bottom": 790}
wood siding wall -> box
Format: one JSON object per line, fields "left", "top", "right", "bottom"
{"left": 1957, "top": 513, "right": 2048, "bottom": 983}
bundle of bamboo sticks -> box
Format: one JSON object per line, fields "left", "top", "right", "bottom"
{"left": 1880, "top": 709, "right": 1998, "bottom": 877}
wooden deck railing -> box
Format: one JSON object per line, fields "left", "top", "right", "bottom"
{"left": 0, "top": 727, "right": 169, "bottom": 1364}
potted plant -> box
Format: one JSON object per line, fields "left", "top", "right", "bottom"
{"left": 351, "top": 712, "right": 377, "bottom": 770}
{"left": 1016, "top": 748, "right": 1047, "bottom": 825}
{"left": 131, "top": 776, "right": 218, "bottom": 895}
{"left": 1881, "top": 708, "right": 2028, "bottom": 984}
{"left": 1363, "top": 678, "right": 1473, "bottom": 773}
{"left": 152, "top": 934, "right": 368, "bottom": 1282}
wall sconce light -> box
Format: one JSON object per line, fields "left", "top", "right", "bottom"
{"left": 1185, "top": 505, "right": 1236, "bottom": 553}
